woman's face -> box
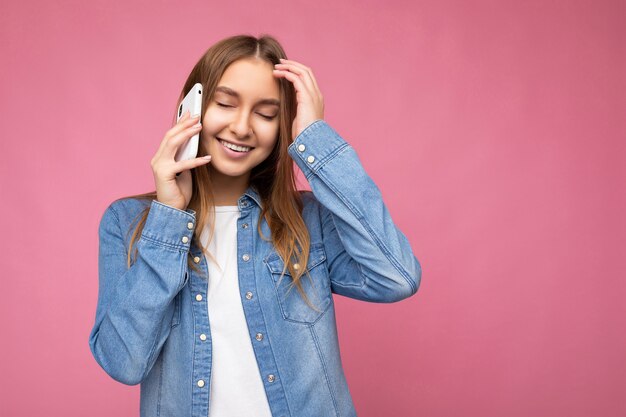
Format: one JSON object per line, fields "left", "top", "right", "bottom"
{"left": 201, "top": 57, "right": 281, "bottom": 180}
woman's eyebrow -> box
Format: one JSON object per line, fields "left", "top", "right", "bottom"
{"left": 215, "top": 86, "right": 280, "bottom": 106}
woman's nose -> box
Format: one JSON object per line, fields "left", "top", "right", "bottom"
{"left": 229, "top": 111, "right": 253, "bottom": 139}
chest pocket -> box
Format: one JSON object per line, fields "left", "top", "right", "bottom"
{"left": 264, "top": 243, "right": 332, "bottom": 325}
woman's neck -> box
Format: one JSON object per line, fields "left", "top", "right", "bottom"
{"left": 209, "top": 168, "right": 250, "bottom": 206}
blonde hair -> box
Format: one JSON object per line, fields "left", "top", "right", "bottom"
{"left": 117, "top": 34, "right": 322, "bottom": 312}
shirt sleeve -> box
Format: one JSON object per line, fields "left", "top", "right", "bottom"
{"left": 288, "top": 120, "right": 422, "bottom": 303}
{"left": 88, "top": 199, "right": 196, "bottom": 385}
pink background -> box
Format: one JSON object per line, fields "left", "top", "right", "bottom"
{"left": 1, "top": 0, "right": 624, "bottom": 416}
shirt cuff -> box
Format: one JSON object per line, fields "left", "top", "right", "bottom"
{"left": 141, "top": 199, "right": 197, "bottom": 250}
{"left": 287, "top": 120, "right": 351, "bottom": 179}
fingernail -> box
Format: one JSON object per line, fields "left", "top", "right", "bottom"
{"left": 202, "top": 155, "right": 212, "bottom": 159}
{"left": 279, "top": 58, "right": 285, "bottom": 61}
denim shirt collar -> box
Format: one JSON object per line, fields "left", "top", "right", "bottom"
{"left": 239, "top": 183, "right": 263, "bottom": 210}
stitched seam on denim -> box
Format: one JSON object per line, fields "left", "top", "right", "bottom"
{"left": 303, "top": 142, "right": 350, "bottom": 180}
{"left": 108, "top": 204, "right": 128, "bottom": 258}
{"left": 177, "top": 262, "right": 188, "bottom": 291}
{"left": 287, "top": 120, "right": 325, "bottom": 158}
{"left": 171, "top": 293, "right": 181, "bottom": 329}
{"left": 309, "top": 325, "right": 341, "bottom": 417}
{"left": 266, "top": 251, "right": 331, "bottom": 325}
{"left": 189, "top": 281, "right": 198, "bottom": 416}
{"left": 301, "top": 142, "right": 351, "bottom": 180}
{"left": 265, "top": 245, "right": 326, "bottom": 274}
{"left": 142, "top": 309, "right": 164, "bottom": 383}
{"left": 140, "top": 250, "right": 184, "bottom": 382}
{"left": 309, "top": 244, "right": 332, "bottom": 325}
{"left": 156, "top": 355, "right": 163, "bottom": 416}
{"left": 325, "top": 211, "right": 366, "bottom": 289}
{"left": 355, "top": 261, "right": 368, "bottom": 290}
{"left": 291, "top": 119, "right": 326, "bottom": 144}
{"left": 152, "top": 199, "right": 196, "bottom": 219}
{"left": 310, "top": 293, "right": 332, "bottom": 325}
{"left": 315, "top": 161, "right": 417, "bottom": 293}
{"left": 139, "top": 234, "right": 187, "bottom": 252}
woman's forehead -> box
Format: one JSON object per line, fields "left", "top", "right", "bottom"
{"left": 217, "top": 59, "right": 280, "bottom": 101}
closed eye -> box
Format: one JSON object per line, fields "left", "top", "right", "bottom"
{"left": 217, "top": 102, "right": 276, "bottom": 120}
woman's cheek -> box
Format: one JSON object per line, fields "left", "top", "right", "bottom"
{"left": 203, "top": 107, "right": 225, "bottom": 125}
{"left": 256, "top": 119, "right": 280, "bottom": 137}
{"left": 254, "top": 124, "right": 272, "bottom": 137}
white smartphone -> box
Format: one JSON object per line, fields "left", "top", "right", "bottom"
{"left": 174, "top": 82, "right": 203, "bottom": 162}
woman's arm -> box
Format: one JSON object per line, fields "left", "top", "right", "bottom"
{"left": 88, "top": 199, "right": 195, "bottom": 385}
{"left": 288, "top": 120, "right": 422, "bottom": 302}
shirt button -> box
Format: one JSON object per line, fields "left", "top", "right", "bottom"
{"left": 298, "top": 144, "right": 306, "bottom": 152}
{"left": 267, "top": 374, "right": 275, "bottom": 383}
{"left": 195, "top": 294, "right": 203, "bottom": 301}
{"left": 193, "top": 256, "right": 200, "bottom": 263}
{"left": 200, "top": 333, "right": 207, "bottom": 341}
{"left": 242, "top": 254, "right": 250, "bottom": 261}
{"left": 197, "top": 379, "right": 205, "bottom": 388}
{"left": 293, "top": 263, "right": 300, "bottom": 270}
{"left": 187, "top": 222, "right": 194, "bottom": 230}
{"left": 182, "top": 236, "right": 189, "bottom": 243}
{"left": 245, "top": 291, "right": 253, "bottom": 300}
{"left": 255, "top": 333, "right": 264, "bottom": 341}
{"left": 307, "top": 155, "right": 315, "bottom": 164}
{"left": 242, "top": 223, "right": 248, "bottom": 229}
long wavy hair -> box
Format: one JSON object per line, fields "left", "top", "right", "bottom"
{"left": 117, "top": 34, "right": 321, "bottom": 312}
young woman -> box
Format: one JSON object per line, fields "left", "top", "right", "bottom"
{"left": 88, "top": 34, "right": 422, "bottom": 417}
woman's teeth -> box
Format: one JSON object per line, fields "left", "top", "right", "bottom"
{"left": 219, "top": 139, "right": 252, "bottom": 153}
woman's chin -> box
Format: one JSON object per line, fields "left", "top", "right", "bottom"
{"left": 208, "top": 160, "right": 252, "bottom": 178}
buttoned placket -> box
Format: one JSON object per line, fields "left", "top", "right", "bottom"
{"left": 187, "top": 220, "right": 211, "bottom": 417}
{"left": 179, "top": 191, "right": 292, "bottom": 416}
{"left": 235, "top": 194, "right": 290, "bottom": 416}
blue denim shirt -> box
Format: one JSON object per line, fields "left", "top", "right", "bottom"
{"left": 88, "top": 120, "right": 422, "bottom": 417}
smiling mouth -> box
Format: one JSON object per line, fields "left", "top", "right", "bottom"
{"left": 217, "top": 137, "right": 254, "bottom": 153}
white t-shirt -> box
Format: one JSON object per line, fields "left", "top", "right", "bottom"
{"left": 199, "top": 205, "right": 272, "bottom": 417}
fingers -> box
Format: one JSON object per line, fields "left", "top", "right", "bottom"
{"left": 273, "top": 68, "right": 308, "bottom": 99}
{"left": 156, "top": 114, "right": 202, "bottom": 161}
{"left": 275, "top": 59, "right": 322, "bottom": 97}
{"left": 164, "top": 120, "right": 202, "bottom": 156}
{"left": 157, "top": 149, "right": 211, "bottom": 179}
{"left": 156, "top": 111, "right": 201, "bottom": 157}
{"left": 175, "top": 154, "right": 212, "bottom": 176}
{"left": 152, "top": 111, "right": 204, "bottom": 180}
{"left": 170, "top": 111, "right": 201, "bottom": 141}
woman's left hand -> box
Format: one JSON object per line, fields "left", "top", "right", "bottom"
{"left": 273, "top": 58, "right": 325, "bottom": 141}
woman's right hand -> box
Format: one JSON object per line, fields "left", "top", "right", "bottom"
{"left": 151, "top": 110, "right": 212, "bottom": 211}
